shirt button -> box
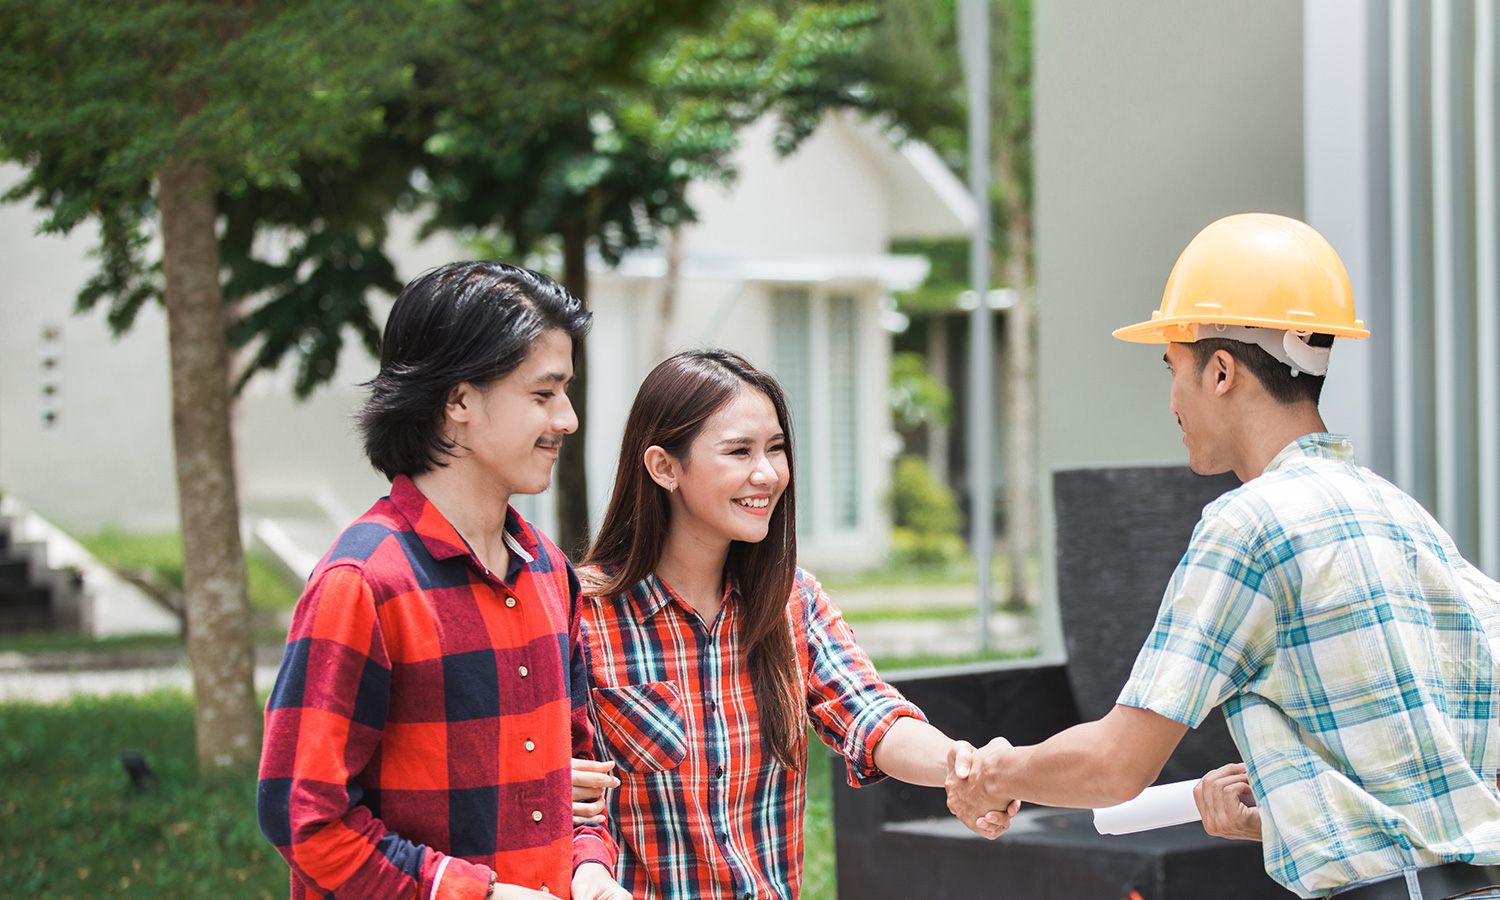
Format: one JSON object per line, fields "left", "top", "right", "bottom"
{"left": 519, "top": 665, "right": 528, "bottom": 677}
{"left": 532, "top": 810, "right": 543, "bottom": 822}
{"left": 540, "top": 886, "right": 550, "bottom": 895}
{"left": 525, "top": 739, "right": 535, "bottom": 752}
{"left": 506, "top": 597, "right": 516, "bottom": 608}
{"left": 706, "top": 698, "right": 717, "bottom": 712}
{"left": 715, "top": 766, "right": 724, "bottom": 778}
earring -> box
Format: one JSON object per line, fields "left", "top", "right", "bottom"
{"left": 667, "top": 483, "right": 676, "bottom": 493}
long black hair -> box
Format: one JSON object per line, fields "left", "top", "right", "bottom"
{"left": 359, "top": 261, "right": 591, "bottom": 479}
{"left": 585, "top": 349, "right": 804, "bottom": 768}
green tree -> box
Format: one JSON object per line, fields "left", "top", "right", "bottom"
{"left": 0, "top": 0, "right": 714, "bottom": 770}
{"left": 0, "top": 0, "right": 424, "bottom": 771}
{"left": 420, "top": 0, "right": 879, "bottom": 556}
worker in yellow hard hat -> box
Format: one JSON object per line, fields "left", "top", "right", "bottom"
{"left": 943, "top": 214, "right": 1500, "bottom": 900}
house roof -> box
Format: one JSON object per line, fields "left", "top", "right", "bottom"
{"left": 837, "top": 111, "right": 977, "bottom": 240}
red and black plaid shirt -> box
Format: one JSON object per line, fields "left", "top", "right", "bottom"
{"left": 258, "top": 476, "right": 614, "bottom": 900}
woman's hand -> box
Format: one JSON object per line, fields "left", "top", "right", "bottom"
{"left": 572, "top": 861, "right": 632, "bottom": 900}
{"left": 572, "top": 757, "right": 620, "bottom": 825}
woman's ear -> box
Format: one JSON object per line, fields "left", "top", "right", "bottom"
{"left": 643, "top": 445, "right": 680, "bottom": 493}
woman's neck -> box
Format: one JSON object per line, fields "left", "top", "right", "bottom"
{"left": 655, "top": 527, "right": 730, "bottom": 623}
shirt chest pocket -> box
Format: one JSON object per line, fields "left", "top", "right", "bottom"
{"left": 590, "top": 680, "right": 689, "bottom": 773}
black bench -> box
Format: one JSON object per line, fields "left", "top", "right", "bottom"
{"left": 831, "top": 466, "right": 1294, "bottom": 900}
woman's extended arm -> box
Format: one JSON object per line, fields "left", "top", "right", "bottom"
{"left": 872, "top": 716, "right": 956, "bottom": 787}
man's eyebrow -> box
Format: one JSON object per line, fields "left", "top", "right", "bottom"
{"left": 529, "top": 372, "right": 571, "bottom": 386}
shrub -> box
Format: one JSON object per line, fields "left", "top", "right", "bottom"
{"left": 886, "top": 455, "right": 966, "bottom": 568}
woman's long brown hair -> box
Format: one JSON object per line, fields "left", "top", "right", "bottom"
{"left": 584, "top": 349, "right": 803, "bottom": 768}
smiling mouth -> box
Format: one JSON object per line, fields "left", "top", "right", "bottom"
{"left": 537, "top": 439, "right": 563, "bottom": 452}
{"left": 734, "top": 497, "right": 770, "bottom": 510}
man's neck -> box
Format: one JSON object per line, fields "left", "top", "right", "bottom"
{"left": 410, "top": 465, "right": 513, "bottom": 575}
{"left": 1230, "top": 403, "right": 1328, "bottom": 483}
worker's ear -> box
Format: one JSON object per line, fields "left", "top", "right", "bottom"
{"left": 1210, "top": 349, "right": 1237, "bottom": 396}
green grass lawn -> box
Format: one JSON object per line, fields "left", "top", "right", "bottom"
{"left": 0, "top": 692, "right": 281, "bottom": 900}
{"left": 0, "top": 694, "right": 843, "bottom": 900}
{"left": 79, "top": 530, "right": 303, "bottom": 613}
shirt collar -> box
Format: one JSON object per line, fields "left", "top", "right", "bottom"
{"left": 630, "top": 570, "right": 741, "bottom": 621}
{"left": 1264, "top": 432, "right": 1355, "bottom": 475}
{"left": 388, "top": 475, "right": 537, "bottom": 576}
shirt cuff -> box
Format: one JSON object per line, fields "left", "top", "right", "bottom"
{"left": 847, "top": 703, "right": 927, "bottom": 788}
{"left": 426, "top": 855, "right": 492, "bottom": 900}
{"left": 572, "top": 828, "right": 615, "bottom": 873}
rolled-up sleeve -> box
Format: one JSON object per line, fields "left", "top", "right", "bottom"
{"left": 1118, "top": 513, "right": 1276, "bottom": 727}
{"left": 799, "top": 573, "right": 926, "bottom": 786}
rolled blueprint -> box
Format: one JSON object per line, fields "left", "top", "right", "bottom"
{"left": 1092, "top": 780, "right": 1201, "bottom": 835}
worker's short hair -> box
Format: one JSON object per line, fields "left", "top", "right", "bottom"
{"left": 1184, "top": 333, "right": 1332, "bottom": 407}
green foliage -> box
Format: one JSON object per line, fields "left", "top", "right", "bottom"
{"left": 0, "top": 692, "right": 281, "bottom": 899}
{"left": 886, "top": 455, "right": 966, "bottom": 568}
{"left": 891, "top": 236, "right": 968, "bottom": 314}
{"left": 422, "top": 2, "right": 879, "bottom": 269}
{"left": 887, "top": 526, "right": 968, "bottom": 568}
{"left": 803, "top": 741, "right": 836, "bottom": 900}
{"left": 80, "top": 530, "right": 302, "bottom": 612}
{"left": 889, "top": 455, "right": 960, "bottom": 534}
{"left": 890, "top": 351, "right": 952, "bottom": 433}
{"left": 0, "top": 695, "right": 838, "bottom": 900}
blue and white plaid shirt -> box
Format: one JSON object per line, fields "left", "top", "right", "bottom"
{"left": 1119, "top": 434, "right": 1500, "bottom": 898}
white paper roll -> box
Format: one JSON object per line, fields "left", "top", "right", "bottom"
{"left": 1092, "top": 779, "right": 1201, "bottom": 835}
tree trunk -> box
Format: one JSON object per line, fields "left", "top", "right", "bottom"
{"left": 159, "top": 158, "right": 261, "bottom": 772}
{"left": 557, "top": 220, "right": 591, "bottom": 559}
{"left": 997, "top": 156, "right": 1035, "bottom": 611}
{"left": 653, "top": 226, "right": 684, "bottom": 363}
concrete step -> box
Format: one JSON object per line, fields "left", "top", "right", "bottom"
{"left": 0, "top": 574, "right": 37, "bottom": 595}
{"left": 0, "top": 586, "right": 50, "bottom": 609}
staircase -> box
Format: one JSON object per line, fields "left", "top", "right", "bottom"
{"left": 0, "top": 512, "right": 80, "bottom": 633}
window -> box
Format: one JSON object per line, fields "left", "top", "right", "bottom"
{"left": 769, "top": 286, "right": 865, "bottom": 537}
{"left": 828, "top": 294, "right": 860, "bottom": 529}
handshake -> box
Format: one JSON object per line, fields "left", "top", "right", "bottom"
{"left": 943, "top": 736, "right": 1022, "bottom": 839}
{"left": 942, "top": 735, "right": 1262, "bottom": 843}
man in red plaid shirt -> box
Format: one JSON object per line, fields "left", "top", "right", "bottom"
{"left": 257, "top": 262, "right": 627, "bottom": 900}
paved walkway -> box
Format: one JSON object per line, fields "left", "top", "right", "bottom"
{"left": 0, "top": 582, "right": 1038, "bottom": 704}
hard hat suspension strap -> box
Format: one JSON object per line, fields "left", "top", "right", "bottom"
{"left": 1183, "top": 323, "right": 1333, "bottom": 377}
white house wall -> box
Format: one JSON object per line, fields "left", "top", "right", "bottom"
{"left": 684, "top": 114, "right": 893, "bottom": 258}
{"left": 0, "top": 163, "right": 180, "bottom": 534}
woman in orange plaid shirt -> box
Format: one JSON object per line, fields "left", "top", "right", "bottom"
{"left": 569, "top": 349, "right": 1018, "bottom": 900}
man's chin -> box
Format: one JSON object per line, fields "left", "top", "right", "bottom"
{"left": 1187, "top": 458, "right": 1231, "bottom": 478}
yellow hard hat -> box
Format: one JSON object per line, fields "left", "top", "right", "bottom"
{"left": 1112, "top": 213, "right": 1369, "bottom": 344}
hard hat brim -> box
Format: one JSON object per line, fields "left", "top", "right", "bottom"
{"left": 1112, "top": 314, "right": 1370, "bottom": 344}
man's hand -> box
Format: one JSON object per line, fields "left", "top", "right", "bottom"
{"left": 945, "top": 738, "right": 1021, "bottom": 840}
{"left": 572, "top": 861, "right": 632, "bottom": 900}
{"left": 572, "top": 758, "right": 620, "bottom": 825}
{"left": 1193, "top": 762, "right": 1261, "bottom": 842}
